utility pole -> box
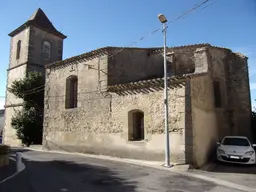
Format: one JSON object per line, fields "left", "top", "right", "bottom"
{"left": 158, "top": 13, "right": 171, "bottom": 167}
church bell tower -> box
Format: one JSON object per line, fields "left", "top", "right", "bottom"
{"left": 3, "top": 8, "right": 66, "bottom": 145}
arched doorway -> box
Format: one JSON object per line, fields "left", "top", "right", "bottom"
{"left": 128, "top": 110, "right": 144, "bottom": 141}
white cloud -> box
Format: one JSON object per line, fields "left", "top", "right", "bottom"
{"left": 0, "top": 98, "right": 5, "bottom": 109}
{"left": 252, "top": 100, "right": 256, "bottom": 111}
{"left": 250, "top": 82, "right": 256, "bottom": 90}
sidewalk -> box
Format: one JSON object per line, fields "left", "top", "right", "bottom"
{"left": 24, "top": 145, "right": 192, "bottom": 171}
{"left": 189, "top": 162, "right": 256, "bottom": 189}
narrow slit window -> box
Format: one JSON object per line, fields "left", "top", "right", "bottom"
{"left": 43, "top": 41, "right": 51, "bottom": 60}
{"left": 16, "top": 40, "right": 21, "bottom": 60}
{"left": 65, "top": 75, "right": 78, "bottom": 109}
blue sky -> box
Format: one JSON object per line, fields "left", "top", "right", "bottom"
{"left": 0, "top": 0, "right": 256, "bottom": 109}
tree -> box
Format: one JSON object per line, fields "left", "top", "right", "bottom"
{"left": 9, "top": 72, "right": 44, "bottom": 146}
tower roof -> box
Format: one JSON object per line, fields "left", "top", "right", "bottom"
{"left": 8, "top": 8, "right": 66, "bottom": 39}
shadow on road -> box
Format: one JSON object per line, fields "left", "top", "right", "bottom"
{"left": 1, "top": 155, "right": 138, "bottom": 192}
{"left": 49, "top": 160, "right": 137, "bottom": 191}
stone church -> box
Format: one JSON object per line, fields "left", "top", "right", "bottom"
{"left": 3, "top": 8, "right": 252, "bottom": 167}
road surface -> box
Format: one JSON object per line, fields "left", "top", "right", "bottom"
{"left": 191, "top": 161, "right": 256, "bottom": 189}
{"left": 0, "top": 149, "right": 247, "bottom": 192}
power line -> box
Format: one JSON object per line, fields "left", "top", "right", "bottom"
{"left": 3, "top": 0, "right": 219, "bottom": 98}
{"left": 167, "top": 0, "right": 211, "bottom": 25}
{"left": 200, "top": 0, "right": 219, "bottom": 11}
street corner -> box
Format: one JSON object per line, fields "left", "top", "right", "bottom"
{"left": 169, "top": 163, "right": 194, "bottom": 172}
{"left": 189, "top": 160, "right": 256, "bottom": 190}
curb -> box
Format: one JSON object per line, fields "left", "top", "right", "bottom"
{"left": 0, "top": 155, "right": 25, "bottom": 185}
{"left": 24, "top": 147, "right": 256, "bottom": 192}
{"left": 200, "top": 162, "right": 217, "bottom": 172}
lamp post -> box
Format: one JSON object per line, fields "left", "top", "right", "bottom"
{"left": 158, "top": 13, "right": 171, "bottom": 167}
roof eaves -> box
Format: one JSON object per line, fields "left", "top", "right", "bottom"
{"left": 150, "top": 43, "right": 212, "bottom": 54}
{"left": 169, "top": 43, "right": 211, "bottom": 50}
{"left": 208, "top": 45, "right": 232, "bottom": 52}
{"left": 32, "top": 24, "right": 67, "bottom": 39}
{"left": 107, "top": 72, "right": 207, "bottom": 92}
{"left": 45, "top": 47, "right": 111, "bottom": 69}
{"left": 8, "top": 21, "right": 66, "bottom": 39}
{"left": 8, "top": 21, "right": 32, "bottom": 37}
{"left": 45, "top": 47, "right": 163, "bottom": 69}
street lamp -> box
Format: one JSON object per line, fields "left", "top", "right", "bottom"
{"left": 158, "top": 13, "right": 171, "bottom": 167}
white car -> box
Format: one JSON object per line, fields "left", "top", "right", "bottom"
{"left": 217, "top": 136, "right": 256, "bottom": 164}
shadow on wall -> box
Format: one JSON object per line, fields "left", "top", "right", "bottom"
{"left": 0, "top": 157, "right": 138, "bottom": 191}
{"left": 44, "top": 139, "right": 73, "bottom": 153}
{"left": 184, "top": 81, "right": 193, "bottom": 166}
{"left": 43, "top": 139, "right": 165, "bottom": 161}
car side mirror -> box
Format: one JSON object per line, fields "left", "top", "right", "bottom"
{"left": 252, "top": 144, "right": 256, "bottom": 147}
{"left": 217, "top": 142, "right": 220, "bottom": 146}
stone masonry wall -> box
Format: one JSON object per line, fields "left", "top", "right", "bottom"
{"left": 107, "top": 48, "right": 163, "bottom": 85}
{"left": 43, "top": 55, "right": 109, "bottom": 147}
{"left": 43, "top": 50, "right": 188, "bottom": 162}
{"left": 4, "top": 25, "right": 65, "bottom": 146}
{"left": 28, "top": 26, "right": 63, "bottom": 67}
{"left": 8, "top": 28, "right": 30, "bottom": 69}
{"left": 109, "top": 84, "right": 187, "bottom": 162}
{"left": 3, "top": 27, "right": 31, "bottom": 145}
{"left": 209, "top": 47, "right": 252, "bottom": 140}
{"left": 108, "top": 46, "right": 201, "bottom": 86}
{"left": 208, "top": 48, "right": 230, "bottom": 140}
{"left": 43, "top": 76, "right": 187, "bottom": 162}
{"left": 228, "top": 53, "right": 252, "bottom": 139}
{"left": 190, "top": 74, "right": 218, "bottom": 167}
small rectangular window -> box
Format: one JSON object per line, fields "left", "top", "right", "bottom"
{"left": 214, "top": 81, "right": 222, "bottom": 108}
{"left": 16, "top": 40, "right": 21, "bottom": 60}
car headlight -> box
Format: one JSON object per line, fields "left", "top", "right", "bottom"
{"left": 217, "top": 149, "right": 225, "bottom": 154}
{"left": 245, "top": 151, "right": 254, "bottom": 156}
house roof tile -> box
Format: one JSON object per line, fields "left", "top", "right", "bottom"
{"left": 107, "top": 72, "right": 207, "bottom": 92}
{"left": 45, "top": 43, "right": 237, "bottom": 69}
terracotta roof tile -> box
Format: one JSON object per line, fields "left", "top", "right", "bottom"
{"left": 45, "top": 47, "right": 162, "bottom": 69}
{"left": 107, "top": 72, "right": 207, "bottom": 92}
{"left": 46, "top": 43, "right": 236, "bottom": 69}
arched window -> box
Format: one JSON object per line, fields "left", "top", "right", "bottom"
{"left": 43, "top": 41, "right": 51, "bottom": 60}
{"left": 128, "top": 110, "right": 144, "bottom": 141}
{"left": 16, "top": 40, "right": 21, "bottom": 59}
{"left": 65, "top": 75, "right": 78, "bottom": 109}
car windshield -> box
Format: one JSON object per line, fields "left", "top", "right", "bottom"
{"left": 222, "top": 138, "right": 250, "bottom": 146}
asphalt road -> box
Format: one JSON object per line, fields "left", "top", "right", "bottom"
{"left": 191, "top": 161, "right": 256, "bottom": 189}
{"left": 0, "top": 149, "right": 247, "bottom": 192}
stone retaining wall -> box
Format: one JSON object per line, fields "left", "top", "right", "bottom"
{"left": 0, "top": 145, "right": 10, "bottom": 167}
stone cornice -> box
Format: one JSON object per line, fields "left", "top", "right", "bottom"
{"left": 7, "top": 62, "right": 45, "bottom": 71}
